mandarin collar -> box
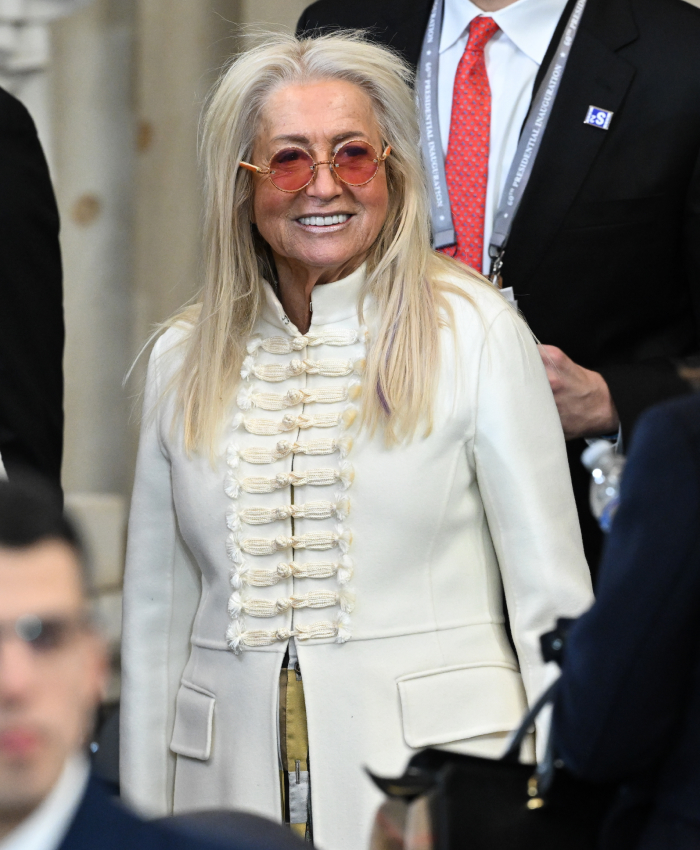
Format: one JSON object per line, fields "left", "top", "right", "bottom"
{"left": 261, "top": 263, "right": 366, "bottom": 334}
{"left": 440, "top": 0, "right": 567, "bottom": 66}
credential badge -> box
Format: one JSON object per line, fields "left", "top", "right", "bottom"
{"left": 584, "top": 106, "right": 614, "bottom": 130}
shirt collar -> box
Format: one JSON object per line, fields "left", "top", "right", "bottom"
{"left": 0, "top": 754, "right": 89, "bottom": 850}
{"left": 261, "top": 263, "right": 366, "bottom": 332}
{"left": 440, "top": 0, "right": 568, "bottom": 66}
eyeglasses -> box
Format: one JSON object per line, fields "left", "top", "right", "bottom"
{"left": 0, "top": 614, "right": 91, "bottom": 656}
{"left": 239, "top": 139, "right": 392, "bottom": 193}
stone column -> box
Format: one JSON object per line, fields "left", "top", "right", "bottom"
{"left": 49, "top": 1, "right": 135, "bottom": 683}
{"left": 52, "top": 0, "right": 135, "bottom": 497}
{"left": 132, "top": 0, "right": 226, "bottom": 350}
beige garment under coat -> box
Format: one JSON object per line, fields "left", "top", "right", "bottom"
{"left": 120, "top": 265, "right": 593, "bottom": 850}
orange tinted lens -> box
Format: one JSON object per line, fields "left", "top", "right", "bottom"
{"left": 334, "top": 141, "right": 379, "bottom": 185}
{"left": 269, "top": 148, "right": 315, "bottom": 190}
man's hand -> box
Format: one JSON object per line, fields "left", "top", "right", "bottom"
{"left": 539, "top": 345, "right": 619, "bottom": 440}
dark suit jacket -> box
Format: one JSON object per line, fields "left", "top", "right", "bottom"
{"left": 0, "top": 87, "right": 63, "bottom": 489}
{"left": 297, "top": 0, "right": 700, "bottom": 570}
{"left": 553, "top": 393, "right": 700, "bottom": 850}
{"left": 58, "top": 775, "right": 303, "bottom": 850}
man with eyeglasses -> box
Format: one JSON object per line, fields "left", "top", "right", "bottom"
{"left": 0, "top": 477, "right": 301, "bottom": 850}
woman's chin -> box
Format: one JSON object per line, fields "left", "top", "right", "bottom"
{"left": 281, "top": 243, "right": 365, "bottom": 275}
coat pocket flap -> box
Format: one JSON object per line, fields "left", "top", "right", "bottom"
{"left": 397, "top": 663, "right": 527, "bottom": 749}
{"left": 170, "top": 681, "right": 215, "bottom": 760}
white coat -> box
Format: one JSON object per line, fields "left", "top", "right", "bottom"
{"left": 120, "top": 265, "right": 593, "bottom": 850}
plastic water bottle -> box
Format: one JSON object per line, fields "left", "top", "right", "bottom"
{"left": 580, "top": 440, "right": 626, "bottom": 533}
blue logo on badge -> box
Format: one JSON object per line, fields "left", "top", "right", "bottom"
{"left": 584, "top": 106, "right": 613, "bottom": 130}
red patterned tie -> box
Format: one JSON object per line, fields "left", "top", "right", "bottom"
{"left": 442, "top": 16, "right": 500, "bottom": 271}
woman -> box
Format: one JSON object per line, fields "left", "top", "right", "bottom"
{"left": 121, "top": 32, "right": 592, "bottom": 850}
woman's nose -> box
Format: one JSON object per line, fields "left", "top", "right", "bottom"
{"left": 305, "top": 162, "right": 342, "bottom": 200}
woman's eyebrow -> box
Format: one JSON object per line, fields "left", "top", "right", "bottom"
{"left": 269, "top": 134, "right": 311, "bottom": 145}
{"left": 331, "top": 131, "right": 369, "bottom": 143}
{"left": 268, "top": 131, "right": 370, "bottom": 146}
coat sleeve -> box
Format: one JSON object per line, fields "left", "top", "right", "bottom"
{"left": 553, "top": 399, "right": 700, "bottom": 782}
{"left": 120, "top": 336, "right": 201, "bottom": 816}
{"left": 0, "top": 88, "right": 63, "bottom": 488}
{"left": 472, "top": 306, "right": 593, "bottom": 738}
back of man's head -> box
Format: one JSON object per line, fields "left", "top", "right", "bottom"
{"left": 0, "top": 476, "right": 107, "bottom": 839}
{"left": 0, "top": 476, "right": 84, "bottom": 575}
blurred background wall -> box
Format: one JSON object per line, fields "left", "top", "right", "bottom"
{"left": 3, "top": 0, "right": 700, "bottom": 691}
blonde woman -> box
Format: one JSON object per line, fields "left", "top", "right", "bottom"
{"left": 121, "top": 32, "right": 592, "bottom": 850}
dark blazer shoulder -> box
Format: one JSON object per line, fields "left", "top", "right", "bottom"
{"left": 635, "top": 0, "right": 700, "bottom": 29}
{"left": 297, "top": 0, "right": 432, "bottom": 66}
{"left": 629, "top": 0, "right": 700, "bottom": 68}
{"left": 629, "top": 394, "right": 700, "bottom": 468}
{"left": 0, "top": 83, "right": 64, "bottom": 488}
{"left": 0, "top": 85, "right": 39, "bottom": 134}
{"left": 59, "top": 776, "right": 210, "bottom": 850}
{"left": 299, "top": 0, "right": 426, "bottom": 29}
{"left": 59, "top": 777, "right": 156, "bottom": 850}
{"left": 60, "top": 775, "right": 305, "bottom": 850}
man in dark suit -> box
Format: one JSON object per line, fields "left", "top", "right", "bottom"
{"left": 0, "top": 88, "right": 63, "bottom": 489}
{"left": 0, "top": 478, "right": 299, "bottom": 850}
{"left": 297, "top": 0, "right": 700, "bottom": 570}
{"left": 553, "top": 392, "right": 700, "bottom": 848}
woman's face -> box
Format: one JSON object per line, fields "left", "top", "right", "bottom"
{"left": 251, "top": 80, "right": 390, "bottom": 280}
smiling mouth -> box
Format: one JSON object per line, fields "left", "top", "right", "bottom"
{"left": 296, "top": 213, "right": 352, "bottom": 227}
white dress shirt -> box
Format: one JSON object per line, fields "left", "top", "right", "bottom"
{"left": 438, "top": 0, "right": 568, "bottom": 273}
{"left": 0, "top": 755, "right": 89, "bottom": 850}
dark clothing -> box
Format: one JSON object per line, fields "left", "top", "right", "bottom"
{"left": 297, "top": 0, "right": 700, "bottom": 571}
{"left": 553, "top": 393, "right": 700, "bottom": 850}
{"left": 59, "top": 775, "right": 303, "bottom": 850}
{"left": 0, "top": 87, "right": 63, "bottom": 489}
{"left": 162, "top": 811, "right": 308, "bottom": 850}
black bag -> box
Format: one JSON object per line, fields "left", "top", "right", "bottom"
{"left": 368, "top": 682, "right": 616, "bottom": 850}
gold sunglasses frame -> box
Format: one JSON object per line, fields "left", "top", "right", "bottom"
{"left": 239, "top": 139, "right": 392, "bottom": 193}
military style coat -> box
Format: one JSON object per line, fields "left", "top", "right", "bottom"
{"left": 120, "top": 265, "right": 592, "bottom": 850}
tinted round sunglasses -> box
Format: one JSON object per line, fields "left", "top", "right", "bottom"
{"left": 239, "top": 139, "right": 392, "bottom": 193}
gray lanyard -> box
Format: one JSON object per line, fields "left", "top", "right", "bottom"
{"left": 416, "top": 0, "right": 455, "bottom": 249}
{"left": 417, "top": 0, "right": 588, "bottom": 271}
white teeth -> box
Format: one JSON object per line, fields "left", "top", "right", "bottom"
{"left": 298, "top": 214, "right": 350, "bottom": 227}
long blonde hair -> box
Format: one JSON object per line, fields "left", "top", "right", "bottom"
{"left": 174, "top": 30, "right": 482, "bottom": 452}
